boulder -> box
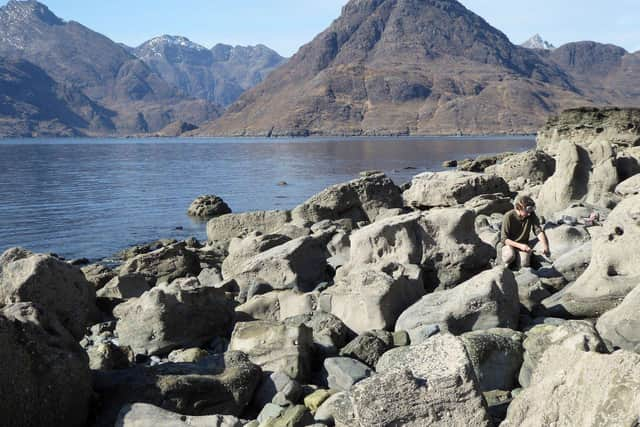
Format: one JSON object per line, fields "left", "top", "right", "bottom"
{"left": 339, "top": 332, "right": 391, "bottom": 368}
{"left": 82, "top": 263, "right": 117, "bottom": 290}
{"left": 395, "top": 266, "right": 519, "bottom": 335}
{"left": 551, "top": 241, "right": 591, "bottom": 283}
{"left": 314, "top": 392, "right": 356, "bottom": 426}
{"left": 87, "top": 342, "right": 134, "bottom": 370}
{"left": 167, "top": 348, "right": 210, "bottom": 364}
{"left": 351, "top": 334, "right": 491, "bottom": 426}
{"left": 485, "top": 150, "right": 555, "bottom": 186}
{"left": 615, "top": 173, "right": 640, "bottom": 197}
{"left": 536, "top": 107, "right": 640, "bottom": 156}
{"left": 261, "top": 405, "right": 315, "bottom": 427}
{"left": 231, "top": 234, "right": 331, "bottom": 296}
{"left": 114, "top": 281, "right": 234, "bottom": 356}
{"left": 0, "top": 303, "right": 91, "bottom": 427}
{"left": 252, "top": 370, "right": 303, "bottom": 410}
{"left": 346, "top": 209, "right": 494, "bottom": 290}
{"left": 115, "top": 403, "right": 244, "bottom": 427}
{"left": 322, "top": 357, "right": 373, "bottom": 391}
{"left": 596, "top": 284, "right": 640, "bottom": 352}
{"left": 97, "top": 273, "right": 150, "bottom": 300}
{"left": 118, "top": 242, "right": 201, "bottom": 286}
{"left": 460, "top": 328, "right": 524, "bottom": 392}
{"left": 234, "top": 292, "right": 281, "bottom": 322}
{"left": 93, "top": 352, "right": 261, "bottom": 427}
{"left": 542, "top": 195, "right": 640, "bottom": 317}
{"left": 402, "top": 171, "right": 509, "bottom": 209}
{"left": 229, "top": 320, "right": 314, "bottom": 381}
{"left": 206, "top": 210, "right": 292, "bottom": 242}
{"left": 283, "top": 312, "right": 352, "bottom": 360}
{"left": 503, "top": 346, "right": 640, "bottom": 426}
{"left": 536, "top": 140, "right": 619, "bottom": 218}
{"left": 116, "top": 239, "right": 178, "bottom": 261}
{"left": 197, "top": 267, "right": 224, "bottom": 287}
{"left": 222, "top": 232, "right": 290, "bottom": 279}
{"left": 533, "top": 223, "right": 591, "bottom": 261}
{"left": 0, "top": 248, "right": 96, "bottom": 339}
{"left": 518, "top": 320, "right": 607, "bottom": 388}
{"left": 187, "top": 195, "right": 232, "bottom": 218}
{"left": 321, "top": 263, "right": 424, "bottom": 334}
{"left": 291, "top": 172, "right": 403, "bottom": 226}
{"left": 456, "top": 153, "right": 515, "bottom": 172}
{"left": 463, "top": 193, "right": 513, "bottom": 216}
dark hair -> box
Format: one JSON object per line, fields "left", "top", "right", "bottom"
{"left": 516, "top": 195, "right": 535, "bottom": 211}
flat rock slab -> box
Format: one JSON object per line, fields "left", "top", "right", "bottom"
{"left": 115, "top": 403, "right": 243, "bottom": 427}
{"left": 323, "top": 357, "right": 373, "bottom": 391}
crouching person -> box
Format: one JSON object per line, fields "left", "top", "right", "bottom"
{"left": 499, "top": 195, "right": 550, "bottom": 269}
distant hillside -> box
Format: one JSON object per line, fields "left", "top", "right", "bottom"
{"left": 0, "top": 0, "right": 221, "bottom": 135}
{"left": 195, "top": 0, "right": 597, "bottom": 136}
{"left": 134, "top": 36, "right": 286, "bottom": 107}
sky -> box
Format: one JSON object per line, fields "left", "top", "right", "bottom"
{"left": 5, "top": 0, "right": 639, "bottom": 56}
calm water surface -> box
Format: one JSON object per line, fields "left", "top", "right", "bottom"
{"left": 0, "top": 136, "right": 534, "bottom": 261}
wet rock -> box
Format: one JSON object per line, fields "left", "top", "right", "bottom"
{"left": 0, "top": 248, "right": 96, "bottom": 339}
{"left": 187, "top": 195, "right": 232, "bottom": 218}
{"left": 403, "top": 171, "right": 509, "bottom": 208}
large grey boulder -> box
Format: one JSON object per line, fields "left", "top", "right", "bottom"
{"left": 231, "top": 234, "right": 331, "bottom": 295}
{"left": 503, "top": 346, "right": 640, "bottom": 426}
{"left": 460, "top": 328, "right": 524, "bottom": 392}
{"left": 97, "top": 273, "right": 150, "bottom": 300}
{"left": 615, "top": 173, "right": 640, "bottom": 197}
{"left": 395, "top": 266, "right": 519, "bottom": 335}
{"left": 0, "top": 248, "right": 96, "bottom": 339}
{"left": 537, "top": 140, "right": 619, "bottom": 218}
{"left": 596, "top": 284, "right": 640, "bottom": 352}
{"left": 485, "top": 150, "right": 555, "bottom": 186}
{"left": 118, "top": 242, "right": 201, "bottom": 286}
{"left": 0, "top": 303, "right": 92, "bottom": 427}
{"left": 464, "top": 193, "right": 513, "bottom": 216}
{"left": 339, "top": 332, "right": 391, "bottom": 368}
{"left": 221, "top": 232, "right": 290, "bottom": 279}
{"left": 114, "top": 280, "right": 234, "bottom": 356}
{"left": 292, "top": 171, "right": 403, "bottom": 226}
{"left": 551, "top": 241, "right": 592, "bottom": 283}
{"left": 187, "top": 194, "right": 232, "bottom": 218}
{"left": 542, "top": 195, "right": 640, "bottom": 317}
{"left": 93, "top": 352, "right": 260, "bottom": 427}
{"left": 321, "top": 262, "right": 424, "bottom": 334}
{"left": 229, "top": 320, "right": 313, "bottom": 381}
{"left": 536, "top": 107, "right": 640, "bottom": 156}
{"left": 518, "top": 320, "right": 607, "bottom": 388}
{"left": 314, "top": 392, "right": 356, "bottom": 427}
{"left": 347, "top": 209, "right": 493, "bottom": 290}
{"left": 350, "top": 334, "right": 491, "bottom": 426}
{"left": 206, "top": 210, "right": 292, "bottom": 242}
{"left": 403, "top": 171, "right": 509, "bottom": 209}
{"left": 115, "top": 403, "right": 244, "bottom": 427}
{"left": 533, "top": 223, "right": 591, "bottom": 261}
{"left": 283, "top": 312, "right": 352, "bottom": 360}
{"left": 82, "top": 263, "right": 117, "bottom": 290}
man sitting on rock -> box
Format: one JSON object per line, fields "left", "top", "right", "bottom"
{"left": 500, "top": 195, "right": 550, "bottom": 269}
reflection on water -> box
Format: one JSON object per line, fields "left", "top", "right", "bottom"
{"left": 0, "top": 136, "right": 534, "bottom": 260}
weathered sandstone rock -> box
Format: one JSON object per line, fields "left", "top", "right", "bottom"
{"left": 503, "top": 346, "right": 640, "bottom": 426}
{"left": 596, "top": 284, "right": 640, "bottom": 352}
{"left": 395, "top": 266, "right": 519, "bottom": 335}
{"left": 222, "top": 232, "right": 290, "bottom": 279}
{"left": 206, "top": 210, "right": 292, "bottom": 242}
{"left": 402, "top": 171, "right": 509, "bottom": 209}
{"left": 0, "top": 303, "right": 91, "bottom": 427}
{"left": 485, "top": 150, "right": 555, "bottom": 186}
{"left": 118, "top": 242, "right": 201, "bottom": 286}
{"left": 0, "top": 248, "right": 96, "bottom": 339}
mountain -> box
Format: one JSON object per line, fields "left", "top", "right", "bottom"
{"left": 134, "top": 36, "right": 286, "bottom": 107}
{"left": 521, "top": 34, "right": 555, "bottom": 50}
{"left": 0, "top": 57, "right": 115, "bottom": 136}
{"left": 195, "top": 0, "right": 593, "bottom": 136}
{"left": 0, "top": 0, "right": 221, "bottom": 135}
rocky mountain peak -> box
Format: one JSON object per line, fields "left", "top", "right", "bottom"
{"left": 521, "top": 34, "right": 555, "bottom": 50}
{"left": 1, "top": 0, "right": 63, "bottom": 26}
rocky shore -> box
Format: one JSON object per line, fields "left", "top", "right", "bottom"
{"left": 2, "top": 107, "right": 640, "bottom": 426}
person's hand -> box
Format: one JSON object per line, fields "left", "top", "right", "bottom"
{"left": 542, "top": 245, "right": 550, "bottom": 257}
{"left": 519, "top": 243, "right": 532, "bottom": 253}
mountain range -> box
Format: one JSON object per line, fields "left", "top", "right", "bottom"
{"left": 1, "top": 0, "right": 640, "bottom": 137}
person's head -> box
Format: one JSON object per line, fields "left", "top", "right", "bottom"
{"left": 515, "top": 195, "right": 536, "bottom": 218}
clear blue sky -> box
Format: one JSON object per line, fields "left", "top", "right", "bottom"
{"left": 7, "top": 0, "right": 639, "bottom": 56}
